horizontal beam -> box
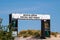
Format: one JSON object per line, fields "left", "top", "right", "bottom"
{"left": 12, "top": 13, "right": 50, "bottom": 20}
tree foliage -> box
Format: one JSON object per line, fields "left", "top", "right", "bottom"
{"left": 0, "top": 19, "right": 13, "bottom": 40}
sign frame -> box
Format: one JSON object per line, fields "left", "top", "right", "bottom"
{"left": 9, "top": 13, "right": 50, "bottom": 39}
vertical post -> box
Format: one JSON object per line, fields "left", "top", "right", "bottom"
{"left": 41, "top": 20, "right": 50, "bottom": 39}
{"left": 9, "top": 14, "right": 18, "bottom": 40}
{"left": 44, "top": 20, "right": 50, "bottom": 37}
{"left": 9, "top": 14, "right": 18, "bottom": 36}
{"left": 9, "top": 14, "right": 12, "bottom": 30}
{"left": 41, "top": 20, "right": 45, "bottom": 39}
{"left": 12, "top": 19, "right": 18, "bottom": 36}
{"left": 9, "top": 14, "right": 12, "bottom": 39}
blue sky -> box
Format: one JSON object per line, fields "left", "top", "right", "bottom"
{"left": 0, "top": 0, "right": 60, "bottom": 32}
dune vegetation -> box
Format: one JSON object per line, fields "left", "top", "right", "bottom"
{"left": 18, "top": 30, "right": 41, "bottom": 38}
{"left": 18, "top": 30, "right": 60, "bottom": 38}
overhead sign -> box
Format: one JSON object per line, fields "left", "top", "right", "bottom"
{"left": 12, "top": 14, "right": 50, "bottom": 20}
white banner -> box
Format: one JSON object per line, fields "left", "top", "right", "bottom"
{"left": 12, "top": 14, "right": 50, "bottom": 20}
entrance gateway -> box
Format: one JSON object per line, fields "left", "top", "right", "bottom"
{"left": 9, "top": 13, "right": 50, "bottom": 39}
